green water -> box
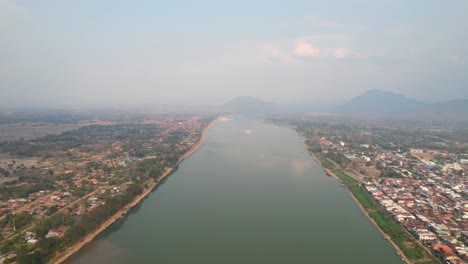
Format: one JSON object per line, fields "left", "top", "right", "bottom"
{"left": 66, "top": 117, "right": 402, "bottom": 264}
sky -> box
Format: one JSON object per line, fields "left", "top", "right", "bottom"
{"left": 1, "top": 0, "right": 467, "bottom": 108}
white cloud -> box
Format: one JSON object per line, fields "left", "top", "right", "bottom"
{"left": 293, "top": 40, "right": 321, "bottom": 57}
{"left": 333, "top": 48, "right": 350, "bottom": 59}
{"left": 201, "top": 35, "right": 364, "bottom": 69}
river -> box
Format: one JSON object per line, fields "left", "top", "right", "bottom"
{"left": 66, "top": 116, "right": 402, "bottom": 264}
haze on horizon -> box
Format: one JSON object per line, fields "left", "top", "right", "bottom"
{"left": 1, "top": 0, "right": 467, "bottom": 108}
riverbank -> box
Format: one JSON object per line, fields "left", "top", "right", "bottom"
{"left": 310, "top": 152, "right": 437, "bottom": 263}
{"left": 296, "top": 131, "right": 435, "bottom": 264}
{"left": 51, "top": 118, "right": 217, "bottom": 264}
{"left": 309, "top": 152, "right": 411, "bottom": 263}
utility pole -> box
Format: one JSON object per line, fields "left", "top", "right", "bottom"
{"left": 12, "top": 213, "right": 16, "bottom": 232}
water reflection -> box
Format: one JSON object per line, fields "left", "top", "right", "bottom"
{"left": 290, "top": 159, "right": 312, "bottom": 175}
{"left": 67, "top": 117, "right": 402, "bottom": 264}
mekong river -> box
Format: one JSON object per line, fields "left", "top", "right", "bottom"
{"left": 66, "top": 117, "right": 402, "bottom": 264}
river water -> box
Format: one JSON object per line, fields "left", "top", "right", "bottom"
{"left": 66, "top": 117, "right": 402, "bottom": 264}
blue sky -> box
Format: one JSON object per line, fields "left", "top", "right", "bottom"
{"left": 1, "top": 0, "right": 467, "bottom": 107}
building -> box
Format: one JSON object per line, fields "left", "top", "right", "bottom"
{"left": 417, "top": 231, "right": 437, "bottom": 241}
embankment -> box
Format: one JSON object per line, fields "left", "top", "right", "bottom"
{"left": 52, "top": 118, "right": 216, "bottom": 264}
{"left": 299, "top": 134, "right": 435, "bottom": 264}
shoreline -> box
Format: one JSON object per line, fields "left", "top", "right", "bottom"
{"left": 344, "top": 182, "right": 411, "bottom": 264}
{"left": 311, "top": 151, "right": 410, "bottom": 263}
{"left": 52, "top": 117, "right": 217, "bottom": 264}
{"left": 54, "top": 120, "right": 411, "bottom": 263}
{"left": 315, "top": 157, "right": 410, "bottom": 263}
{"left": 297, "top": 133, "right": 411, "bottom": 264}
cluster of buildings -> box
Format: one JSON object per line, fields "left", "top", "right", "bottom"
{"left": 0, "top": 115, "right": 208, "bottom": 258}
{"left": 0, "top": 190, "right": 75, "bottom": 219}
{"left": 364, "top": 175, "right": 468, "bottom": 263}
{"left": 318, "top": 132, "right": 468, "bottom": 263}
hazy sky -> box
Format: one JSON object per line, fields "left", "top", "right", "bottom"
{"left": 1, "top": 0, "right": 467, "bottom": 107}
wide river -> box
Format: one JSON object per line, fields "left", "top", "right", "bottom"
{"left": 66, "top": 117, "right": 402, "bottom": 264}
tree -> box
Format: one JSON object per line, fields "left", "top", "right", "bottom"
{"left": 34, "top": 219, "right": 51, "bottom": 238}
{"left": 36, "top": 237, "right": 62, "bottom": 257}
{"left": 16, "top": 251, "right": 45, "bottom": 264}
{"left": 46, "top": 206, "right": 58, "bottom": 216}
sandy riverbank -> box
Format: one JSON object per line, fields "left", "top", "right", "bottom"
{"left": 52, "top": 118, "right": 217, "bottom": 264}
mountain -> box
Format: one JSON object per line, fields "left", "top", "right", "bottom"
{"left": 222, "top": 96, "right": 277, "bottom": 113}
{"left": 335, "top": 89, "right": 425, "bottom": 115}
{"left": 334, "top": 89, "right": 468, "bottom": 123}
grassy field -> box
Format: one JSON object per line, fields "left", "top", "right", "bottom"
{"left": 334, "top": 170, "right": 377, "bottom": 210}
{"left": 369, "top": 211, "right": 429, "bottom": 260}
{"left": 313, "top": 152, "right": 437, "bottom": 263}
{"left": 321, "top": 159, "right": 335, "bottom": 170}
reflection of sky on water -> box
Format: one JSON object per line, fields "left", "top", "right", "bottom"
{"left": 206, "top": 119, "right": 315, "bottom": 177}
{"left": 290, "top": 159, "right": 312, "bottom": 175}
{"left": 67, "top": 116, "right": 402, "bottom": 264}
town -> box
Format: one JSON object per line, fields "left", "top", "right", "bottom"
{"left": 269, "top": 115, "right": 468, "bottom": 264}
{"left": 0, "top": 112, "right": 214, "bottom": 263}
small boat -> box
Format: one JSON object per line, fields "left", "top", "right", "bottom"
{"left": 324, "top": 169, "right": 333, "bottom": 176}
{"left": 340, "top": 183, "right": 345, "bottom": 187}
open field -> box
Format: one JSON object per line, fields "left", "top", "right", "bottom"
{"left": 411, "top": 151, "right": 440, "bottom": 162}
{"left": 0, "top": 123, "right": 84, "bottom": 142}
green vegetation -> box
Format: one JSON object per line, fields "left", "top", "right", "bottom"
{"left": 0, "top": 184, "right": 144, "bottom": 264}
{"left": 63, "top": 184, "right": 142, "bottom": 248}
{"left": 326, "top": 152, "right": 351, "bottom": 167}
{"left": 369, "top": 211, "right": 427, "bottom": 260}
{"left": 0, "top": 177, "right": 56, "bottom": 200}
{"left": 321, "top": 159, "right": 335, "bottom": 170}
{"left": 0, "top": 123, "right": 166, "bottom": 157}
{"left": 333, "top": 170, "right": 377, "bottom": 211}
{"left": 312, "top": 153, "right": 334, "bottom": 170}
{"left": 379, "top": 167, "right": 404, "bottom": 178}
{"left": 0, "top": 113, "right": 215, "bottom": 263}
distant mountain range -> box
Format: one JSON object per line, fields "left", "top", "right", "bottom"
{"left": 334, "top": 89, "right": 425, "bottom": 115}
{"left": 221, "top": 91, "right": 468, "bottom": 122}
{"left": 334, "top": 89, "right": 468, "bottom": 119}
